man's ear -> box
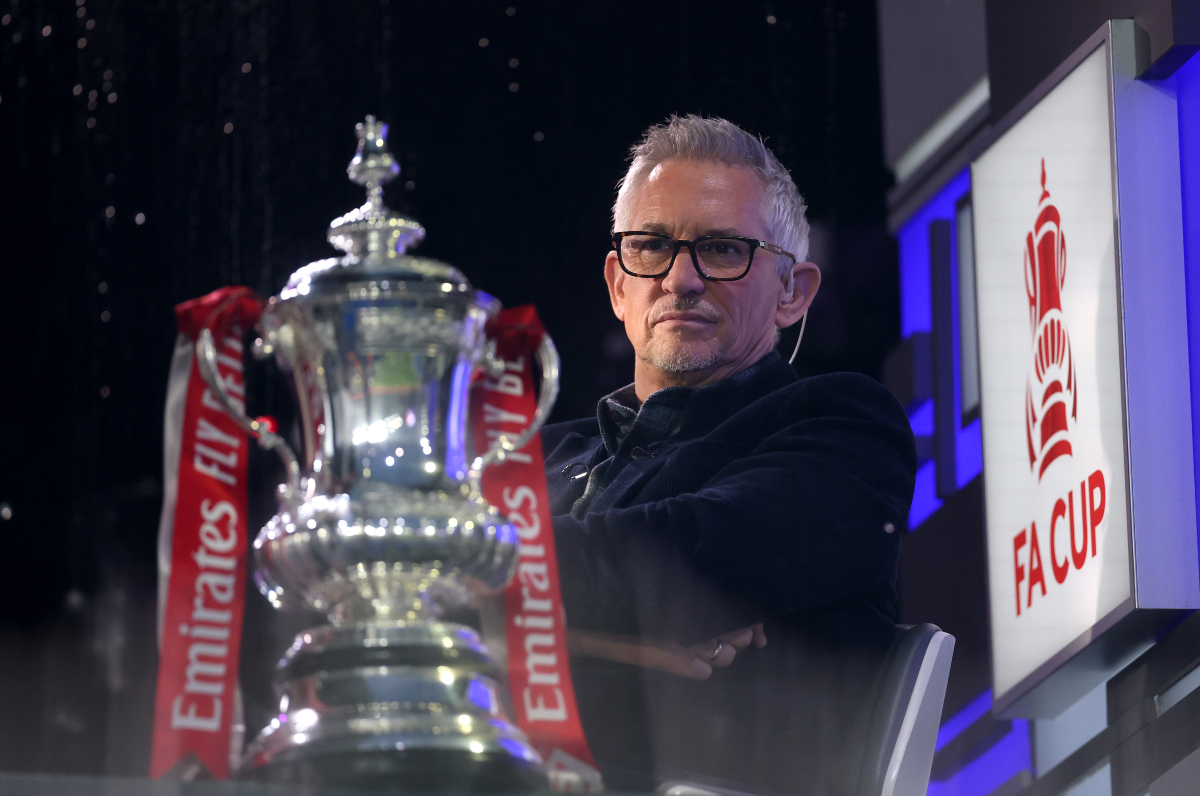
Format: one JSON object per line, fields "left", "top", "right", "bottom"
{"left": 776, "top": 261, "right": 820, "bottom": 329}
{"left": 604, "top": 250, "right": 627, "bottom": 322}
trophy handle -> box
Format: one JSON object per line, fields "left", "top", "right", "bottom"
{"left": 196, "top": 327, "right": 303, "bottom": 503}
{"left": 474, "top": 333, "right": 560, "bottom": 471}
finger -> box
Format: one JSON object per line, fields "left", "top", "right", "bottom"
{"left": 689, "top": 639, "right": 738, "bottom": 668}
{"left": 656, "top": 648, "right": 714, "bottom": 679}
{"left": 752, "top": 622, "right": 768, "bottom": 648}
{"left": 624, "top": 638, "right": 713, "bottom": 679}
{"left": 710, "top": 641, "right": 738, "bottom": 667}
{"left": 641, "top": 642, "right": 712, "bottom": 679}
{"left": 716, "top": 627, "right": 755, "bottom": 652}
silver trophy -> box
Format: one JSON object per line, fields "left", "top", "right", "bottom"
{"left": 196, "top": 116, "right": 558, "bottom": 791}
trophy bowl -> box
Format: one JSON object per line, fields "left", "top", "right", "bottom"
{"left": 197, "top": 117, "right": 556, "bottom": 792}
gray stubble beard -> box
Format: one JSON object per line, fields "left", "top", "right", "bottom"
{"left": 642, "top": 295, "right": 724, "bottom": 373}
{"left": 643, "top": 331, "right": 723, "bottom": 373}
{"left": 648, "top": 349, "right": 722, "bottom": 373}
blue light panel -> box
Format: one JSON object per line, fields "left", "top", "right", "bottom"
{"left": 928, "top": 687, "right": 1032, "bottom": 796}
{"left": 910, "top": 399, "right": 935, "bottom": 437}
{"left": 1173, "top": 50, "right": 1200, "bottom": 571}
{"left": 927, "top": 720, "right": 1032, "bottom": 796}
{"left": 896, "top": 169, "right": 983, "bottom": 528}
{"left": 910, "top": 459, "right": 943, "bottom": 530}
{"left": 957, "top": 418, "right": 982, "bottom": 490}
{"left": 897, "top": 170, "right": 972, "bottom": 338}
{"left": 935, "top": 689, "right": 993, "bottom": 752}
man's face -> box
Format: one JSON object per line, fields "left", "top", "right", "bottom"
{"left": 604, "top": 160, "right": 816, "bottom": 393}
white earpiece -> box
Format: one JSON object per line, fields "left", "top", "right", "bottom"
{"left": 780, "top": 276, "right": 795, "bottom": 306}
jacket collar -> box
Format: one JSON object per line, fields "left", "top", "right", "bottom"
{"left": 596, "top": 351, "right": 798, "bottom": 452}
{"left": 676, "top": 351, "right": 798, "bottom": 438}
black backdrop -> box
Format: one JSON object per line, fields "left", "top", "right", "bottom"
{"left": 0, "top": 0, "right": 897, "bottom": 775}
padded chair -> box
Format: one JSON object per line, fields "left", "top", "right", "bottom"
{"left": 657, "top": 623, "right": 955, "bottom": 796}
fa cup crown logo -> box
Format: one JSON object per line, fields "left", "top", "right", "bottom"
{"left": 1024, "top": 160, "right": 1077, "bottom": 480}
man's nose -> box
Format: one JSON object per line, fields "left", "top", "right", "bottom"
{"left": 661, "top": 247, "right": 706, "bottom": 295}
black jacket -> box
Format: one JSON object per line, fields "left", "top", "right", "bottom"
{"left": 543, "top": 354, "right": 918, "bottom": 794}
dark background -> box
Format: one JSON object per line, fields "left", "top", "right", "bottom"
{"left": 0, "top": 0, "right": 898, "bottom": 775}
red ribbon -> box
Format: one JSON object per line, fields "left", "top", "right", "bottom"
{"left": 150, "top": 287, "right": 262, "bottom": 779}
{"left": 472, "top": 306, "right": 603, "bottom": 792}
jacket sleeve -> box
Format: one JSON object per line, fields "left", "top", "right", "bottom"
{"left": 553, "top": 375, "right": 917, "bottom": 644}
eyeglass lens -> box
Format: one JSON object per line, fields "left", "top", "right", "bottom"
{"left": 619, "top": 235, "right": 753, "bottom": 278}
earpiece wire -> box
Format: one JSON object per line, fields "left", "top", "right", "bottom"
{"left": 788, "top": 312, "right": 808, "bottom": 365}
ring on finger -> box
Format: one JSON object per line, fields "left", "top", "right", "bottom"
{"left": 706, "top": 641, "right": 725, "bottom": 663}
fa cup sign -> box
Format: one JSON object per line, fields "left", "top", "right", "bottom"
{"left": 1007, "top": 163, "right": 1109, "bottom": 620}
{"left": 972, "top": 42, "right": 1133, "bottom": 715}
{"left": 973, "top": 22, "right": 1200, "bottom": 717}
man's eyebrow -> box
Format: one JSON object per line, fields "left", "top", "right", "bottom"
{"left": 633, "top": 223, "right": 745, "bottom": 237}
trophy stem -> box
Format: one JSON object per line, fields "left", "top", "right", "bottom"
{"left": 366, "top": 182, "right": 385, "bottom": 217}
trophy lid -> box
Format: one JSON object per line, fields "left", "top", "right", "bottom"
{"left": 281, "top": 116, "right": 472, "bottom": 300}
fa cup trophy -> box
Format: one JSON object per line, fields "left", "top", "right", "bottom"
{"left": 196, "top": 117, "right": 558, "bottom": 791}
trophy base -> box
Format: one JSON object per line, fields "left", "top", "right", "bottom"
{"left": 242, "top": 620, "right": 548, "bottom": 793}
{"left": 245, "top": 745, "right": 548, "bottom": 794}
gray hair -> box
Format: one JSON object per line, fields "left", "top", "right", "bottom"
{"left": 612, "top": 115, "right": 811, "bottom": 274}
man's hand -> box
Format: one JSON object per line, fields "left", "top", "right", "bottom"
{"left": 688, "top": 623, "right": 768, "bottom": 667}
{"left": 567, "top": 623, "right": 766, "bottom": 680}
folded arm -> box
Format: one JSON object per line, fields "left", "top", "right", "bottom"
{"left": 554, "top": 383, "right": 916, "bottom": 644}
{"left": 567, "top": 624, "right": 767, "bottom": 679}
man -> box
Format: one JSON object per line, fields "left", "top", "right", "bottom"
{"left": 541, "top": 116, "right": 917, "bottom": 794}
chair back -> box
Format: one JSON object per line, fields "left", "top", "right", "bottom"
{"left": 852, "top": 623, "right": 955, "bottom": 796}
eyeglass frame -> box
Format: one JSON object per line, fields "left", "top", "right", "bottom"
{"left": 610, "top": 231, "right": 798, "bottom": 282}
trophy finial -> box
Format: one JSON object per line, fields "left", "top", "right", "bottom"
{"left": 348, "top": 114, "right": 401, "bottom": 191}
{"left": 328, "top": 116, "right": 425, "bottom": 258}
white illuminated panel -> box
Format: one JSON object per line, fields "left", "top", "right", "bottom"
{"left": 972, "top": 44, "right": 1132, "bottom": 704}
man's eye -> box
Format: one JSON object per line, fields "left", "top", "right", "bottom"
{"left": 701, "top": 240, "right": 738, "bottom": 256}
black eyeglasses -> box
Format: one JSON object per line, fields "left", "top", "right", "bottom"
{"left": 611, "top": 231, "right": 796, "bottom": 282}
